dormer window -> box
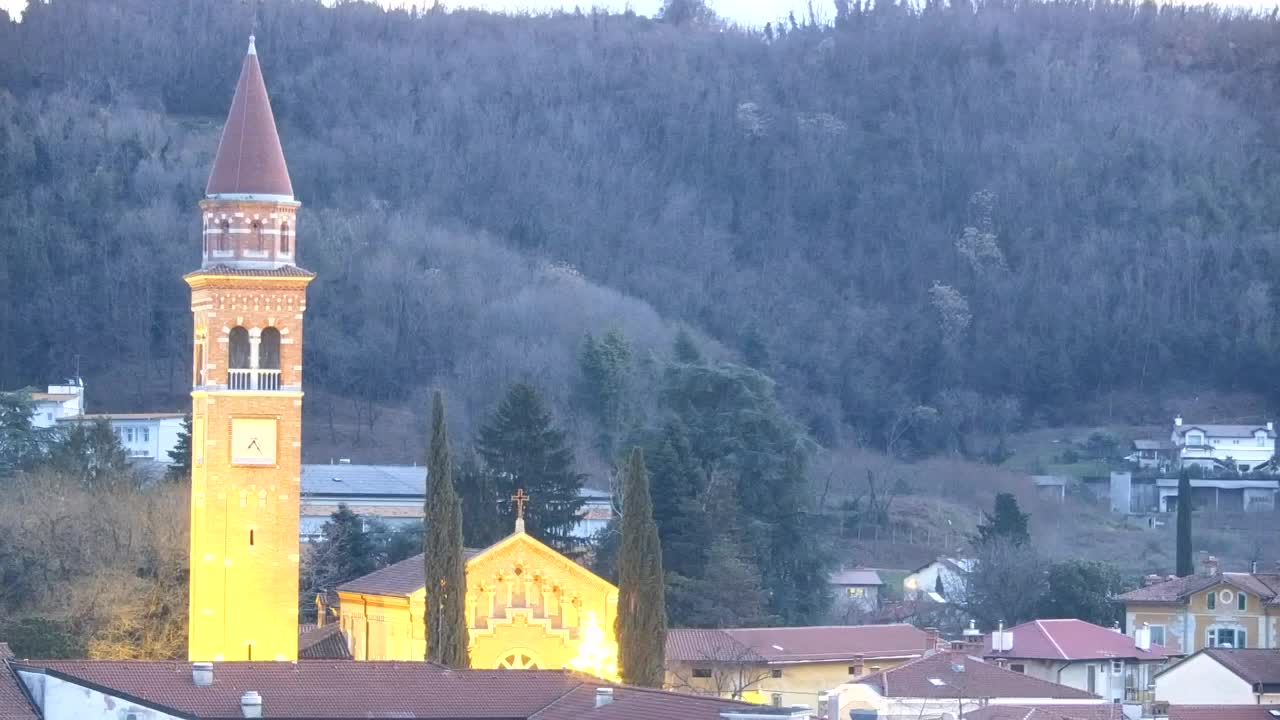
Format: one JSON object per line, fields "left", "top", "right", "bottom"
{"left": 1256, "top": 431, "right": 1267, "bottom": 447}
{"left": 1187, "top": 431, "right": 1205, "bottom": 446}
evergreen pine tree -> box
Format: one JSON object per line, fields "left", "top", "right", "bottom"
{"left": 644, "top": 418, "right": 707, "bottom": 578}
{"left": 476, "top": 383, "right": 585, "bottom": 551}
{"left": 165, "top": 415, "right": 192, "bottom": 482}
{"left": 976, "top": 492, "right": 1031, "bottom": 546}
{"left": 456, "top": 449, "right": 504, "bottom": 548}
{"left": 934, "top": 573, "right": 945, "bottom": 597}
{"left": 424, "top": 391, "right": 468, "bottom": 667}
{"left": 1176, "top": 469, "right": 1194, "bottom": 577}
{"left": 44, "top": 418, "right": 131, "bottom": 487}
{"left": 615, "top": 448, "right": 665, "bottom": 687}
{"left": 672, "top": 328, "right": 702, "bottom": 364}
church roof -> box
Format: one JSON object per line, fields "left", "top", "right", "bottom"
{"left": 11, "top": 660, "right": 758, "bottom": 719}
{"left": 336, "top": 551, "right": 481, "bottom": 597}
{"left": 206, "top": 36, "right": 294, "bottom": 200}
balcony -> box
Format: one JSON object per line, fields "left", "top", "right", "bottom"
{"left": 227, "top": 368, "right": 282, "bottom": 391}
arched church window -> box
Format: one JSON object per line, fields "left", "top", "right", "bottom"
{"left": 252, "top": 220, "right": 265, "bottom": 251}
{"left": 280, "top": 222, "right": 290, "bottom": 254}
{"left": 228, "top": 327, "right": 251, "bottom": 369}
{"left": 219, "top": 220, "right": 231, "bottom": 252}
{"left": 259, "top": 327, "right": 281, "bottom": 370}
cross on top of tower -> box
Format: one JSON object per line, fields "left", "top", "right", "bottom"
{"left": 512, "top": 489, "right": 530, "bottom": 534}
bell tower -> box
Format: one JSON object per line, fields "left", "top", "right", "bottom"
{"left": 186, "top": 35, "right": 312, "bottom": 662}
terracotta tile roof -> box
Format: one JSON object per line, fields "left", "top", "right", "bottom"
{"left": 336, "top": 550, "right": 481, "bottom": 597}
{"left": 1174, "top": 423, "right": 1275, "bottom": 440}
{"left": 298, "top": 625, "right": 351, "bottom": 660}
{"left": 829, "top": 568, "right": 884, "bottom": 586}
{"left": 666, "top": 624, "right": 928, "bottom": 664}
{"left": 14, "top": 660, "right": 757, "bottom": 720}
{"left": 0, "top": 645, "right": 37, "bottom": 720}
{"left": 856, "top": 651, "right": 1097, "bottom": 700}
{"left": 206, "top": 37, "right": 294, "bottom": 199}
{"left": 1117, "top": 572, "right": 1280, "bottom": 605}
{"left": 60, "top": 412, "right": 186, "bottom": 421}
{"left": 1167, "top": 705, "right": 1280, "bottom": 720}
{"left": 529, "top": 683, "right": 757, "bottom": 720}
{"left": 963, "top": 705, "right": 1124, "bottom": 720}
{"left": 1196, "top": 648, "right": 1280, "bottom": 688}
{"left": 983, "top": 619, "right": 1174, "bottom": 661}
{"left": 185, "top": 264, "right": 316, "bottom": 279}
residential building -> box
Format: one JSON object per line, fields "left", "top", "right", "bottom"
{"left": 59, "top": 413, "right": 186, "bottom": 462}
{"left": 4, "top": 656, "right": 798, "bottom": 720}
{"left": 982, "top": 618, "right": 1174, "bottom": 703}
{"left": 665, "top": 624, "right": 933, "bottom": 710}
{"left": 1166, "top": 705, "right": 1280, "bottom": 720}
{"left": 299, "top": 462, "right": 612, "bottom": 541}
{"left": 830, "top": 650, "right": 1104, "bottom": 720}
{"left": 828, "top": 567, "right": 883, "bottom": 617}
{"left": 22, "top": 382, "right": 84, "bottom": 429}
{"left": 1127, "top": 439, "right": 1176, "bottom": 470}
{"left": 336, "top": 518, "right": 619, "bottom": 679}
{"left": 1154, "top": 647, "right": 1280, "bottom": 705}
{"left": 904, "top": 557, "right": 973, "bottom": 600}
{"left": 1117, "top": 555, "right": 1280, "bottom": 654}
{"left": 1170, "top": 417, "right": 1276, "bottom": 473}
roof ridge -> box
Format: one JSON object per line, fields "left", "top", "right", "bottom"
{"left": 1035, "top": 619, "right": 1069, "bottom": 660}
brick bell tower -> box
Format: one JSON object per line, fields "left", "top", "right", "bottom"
{"left": 186, "top": 35, "right": 313, "bottom": 662}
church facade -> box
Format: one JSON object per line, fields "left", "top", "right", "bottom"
{"left": 337, "top": 525, "right": 620, "bottom": 680}
{"left": 186, "top": 37, "right": 312, "bottom": 662}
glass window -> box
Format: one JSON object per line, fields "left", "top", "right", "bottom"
{"left": 1149, "top": 626, "right": 1166, "bottom": 647}
{"left": 219, "top": 220, "right": 230, "bottom": 251}
{"left": 1208, "top": 628, "right": 1246, "bottom": 648}
{"left": 1112, "top": 660, "right": 1123, "bottom": 674}
{"left": 847, "top": 587, "right": 866, "bottom": 598}
{"left": 692, "top": 668, "right": 712, "bottom": 678}
{"left": 770, "top": 669, "right": 782, "bottom": 678}
{"left": 848, "top": 665, "right": 863, "bottom": 676}
{"left": 280, "top": 222, "right": 290, "bottom": 253}
{"left": 1207, "top": 592, "right": 1216, "bottom": 610}
{"left": 771, "top": 694, "right": 782, "bottom": 708}
{"left": 1238, "top": 593, "right": 1247, "bottom": 611}
{"left": 125, "top": 427, "right": 135, "bottom": 442}
{"left": 1010, "top": 664, "right": 1025, "bottom": 674}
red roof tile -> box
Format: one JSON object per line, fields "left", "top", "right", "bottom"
{"left": 1191, "top": 648, "right": 1280, "bottom": 687}
{"left": 963, "top": 705, "right": 1125, "bottom": 720}
{"left": 1167, "top": 705, "right": 1280, "bottom": 720}
{"left": 298, "top": 625, "right": 351, "bottom": 660}
{"left": 1118, "top": 572, "right": 1280, "bottom": 605}
{"left": 857, "top": 651, "right": 1097, "bottom": 700}
{"left": 0, "top": 645, "right": 37, "bottom": 720}
{"left": 185, "top": 264, "right": 316, "bottom": 279}
{"left": 15, "top": 660, "right": 757, "bottom": 720}
{"left": 984, "top": 619, "right": 1175, "bottom": 661}
{"left": 206, "top": 37, "right": 294, "bottom": 199}
{"left": 666, "top": 624, "right": 929, "bottom": 665}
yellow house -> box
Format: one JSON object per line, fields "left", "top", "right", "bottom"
{"left": 665, "top": 624, "right": 933, "bottom": 709}
{"left": 337, "top": 526, "right": 619, "bottom": 679}
{"left": 1117, "top": 557, "right": 1280, "bottom": 654}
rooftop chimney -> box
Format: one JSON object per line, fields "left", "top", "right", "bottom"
{"left": 1174, "top": 415, "right": 1183, "bottom": 427}
{"left": 595, "top": 687, "right": 614, "bottom": 708}
{"left": 338, "top": 458, "right": 351, "bottom": 465}
{"left": 1268, "top": 421, "right": 1274, "bottom": 432}
{"left": 1143, "top": 574, "right": 1163, "bottom": 587}
{"left": 1136, "top": 624, "right": 1152, "bottom": 651}
{"left": 192, "top": 662, "right": 213, "bottom": 687}
{"left": 1200, "top": 554, "right": 1219, "bottom": 577}
{"left": 923, "top": 627, "right": 943, "bottom": 654}
{"left": 241, "top": 691, "right": 263, "bottom": 719}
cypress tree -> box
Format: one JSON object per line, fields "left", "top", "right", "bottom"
{"left": 424, "top": 391, "right": 469, "bottom": 667}
{"left": 615, "top": 447, "right": 666, "bottom": 687}
{"left": 976, "top": 492, "right": 1031, "bottom": 546}
{"left": 1176, "top": 469, "right": 1193, "bottom": 577}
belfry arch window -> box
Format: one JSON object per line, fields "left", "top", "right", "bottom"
{"left": 219, "top": 220, "right": 231, "bottom": 252}
{"left": 228, "top": 327, "right": 251, "bottom": 369}
{"left": 252, "top": 220, "right": 265, "bottom": 252}
{"left": 259, "top": 327, "right": 281, "bottom": 370}
{"left": 280, "top": 222, "right": 290, "bottom": 254}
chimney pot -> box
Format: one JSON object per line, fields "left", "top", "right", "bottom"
{"left": 595, "top": 687, "right": 614, "bottom": 708}
{"left": 192, "top": 662, "right": 213, "bottom": 687}
{"left": 240, "top": 691, "right": 263, "bottom": 719}
{"left": 1175, "top": 415, "right": 1183, "bottom": 427}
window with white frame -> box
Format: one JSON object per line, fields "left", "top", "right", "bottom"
{"left": 1187, "top": 431, "right": 1205, "bottom": 445}
{"left": 125, "top": 427, "right": 135, "bottom": 443}
{"left": 141, "top": 427, "right": 149, "bottom": 443}
{"left": 1207, "top": 626, "right": 1246, "bottom": 648}
{"left": 1238, "top": 592, "right": 1247, "bottom": 611}
{"left": 1148, "top": 625, "right": 1166, "bottom": 647}
{"left": 1207, "top": 591, "right": 1217, "bottom": 610}
{"left": 1111, "top": 659, "right": 1123, "bottom": 674}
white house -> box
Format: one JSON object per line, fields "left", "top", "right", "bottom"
{"left": 983, "top": 619, "right": 1174, "bottom": 704}
{"left": 1153, "top": 648, "right": 1280, "bottom": 706}
{"left": 904, "top": 557, "right": 973, "bottom": 600}
{"left": 23, "top": 381, "right": 84, "bottom": 428}
{"left": 1171, "top": 416, "right": 1276, "bottom": 473}
{"left": 57, "top": 412, "right": 186, "bottom": 462}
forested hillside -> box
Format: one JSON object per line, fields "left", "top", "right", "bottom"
{"left": 3, "top": 0, "right": 1280, "bottom": 461}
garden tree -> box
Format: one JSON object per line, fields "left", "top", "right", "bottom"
{"left": 165, "top": 415, "right": 192, "bottom": 482}
{"left": 1038, "top": 560, "right": 1127, "bottom": 627}
{"left": 476, "top": 383, "right": 585, "bottom": 552}
{"left": 934, "top": 573, "right": 946, "bottom": 598}
{"left": 660, "top": 360, "right": 831, "bottom": 623}
{"left": 642, "top": 418, "right": 708, "bottom": 579}
{"left": 976, "top": 492, "right": 1031, "bottom": 546}
{"left": 961, "top": 537, "right": 1047, "bottom": 628}
{"left": 424, "top": 391, "right": 468, "bottom": 667}
{"left": 0, "top": 391, "right": 43, "bottom": 477}
{"left": 302, "top": 504, "right": 379, "bottom": 595}
{"left": 42, "top": 419, "right": 131, "bottom": 488}
{"left": 456, "top": 449, "right": 504, "bottom": 548}
{"left": 1176, "top": 470, "right": 1194, "bottom": 577}
{"left": 666, "top": 533, "right": 776, "bottom": 628}
{"left": 671, "top": 329, "right": 702, "bottom": 365}
{"left": 575, "top": 331, "right": 634, "bottom": 454}
{"left": 614, "top": 448, "right": 665, "bottom": 687}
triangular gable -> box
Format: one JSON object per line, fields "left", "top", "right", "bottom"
{"left": 407, "top": 532, "right": 616, "bottom": 601}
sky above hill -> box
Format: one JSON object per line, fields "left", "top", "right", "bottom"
{"left": 2, "top": 0, "right": 1274, "bottom": 28}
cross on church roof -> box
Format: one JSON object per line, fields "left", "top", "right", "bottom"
{"left": 512, "top": 489, "right": 529, "bottom": 534}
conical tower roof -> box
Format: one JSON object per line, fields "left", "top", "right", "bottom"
{"left": 205, "top": 36, "right": 294, "bottom": 200}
